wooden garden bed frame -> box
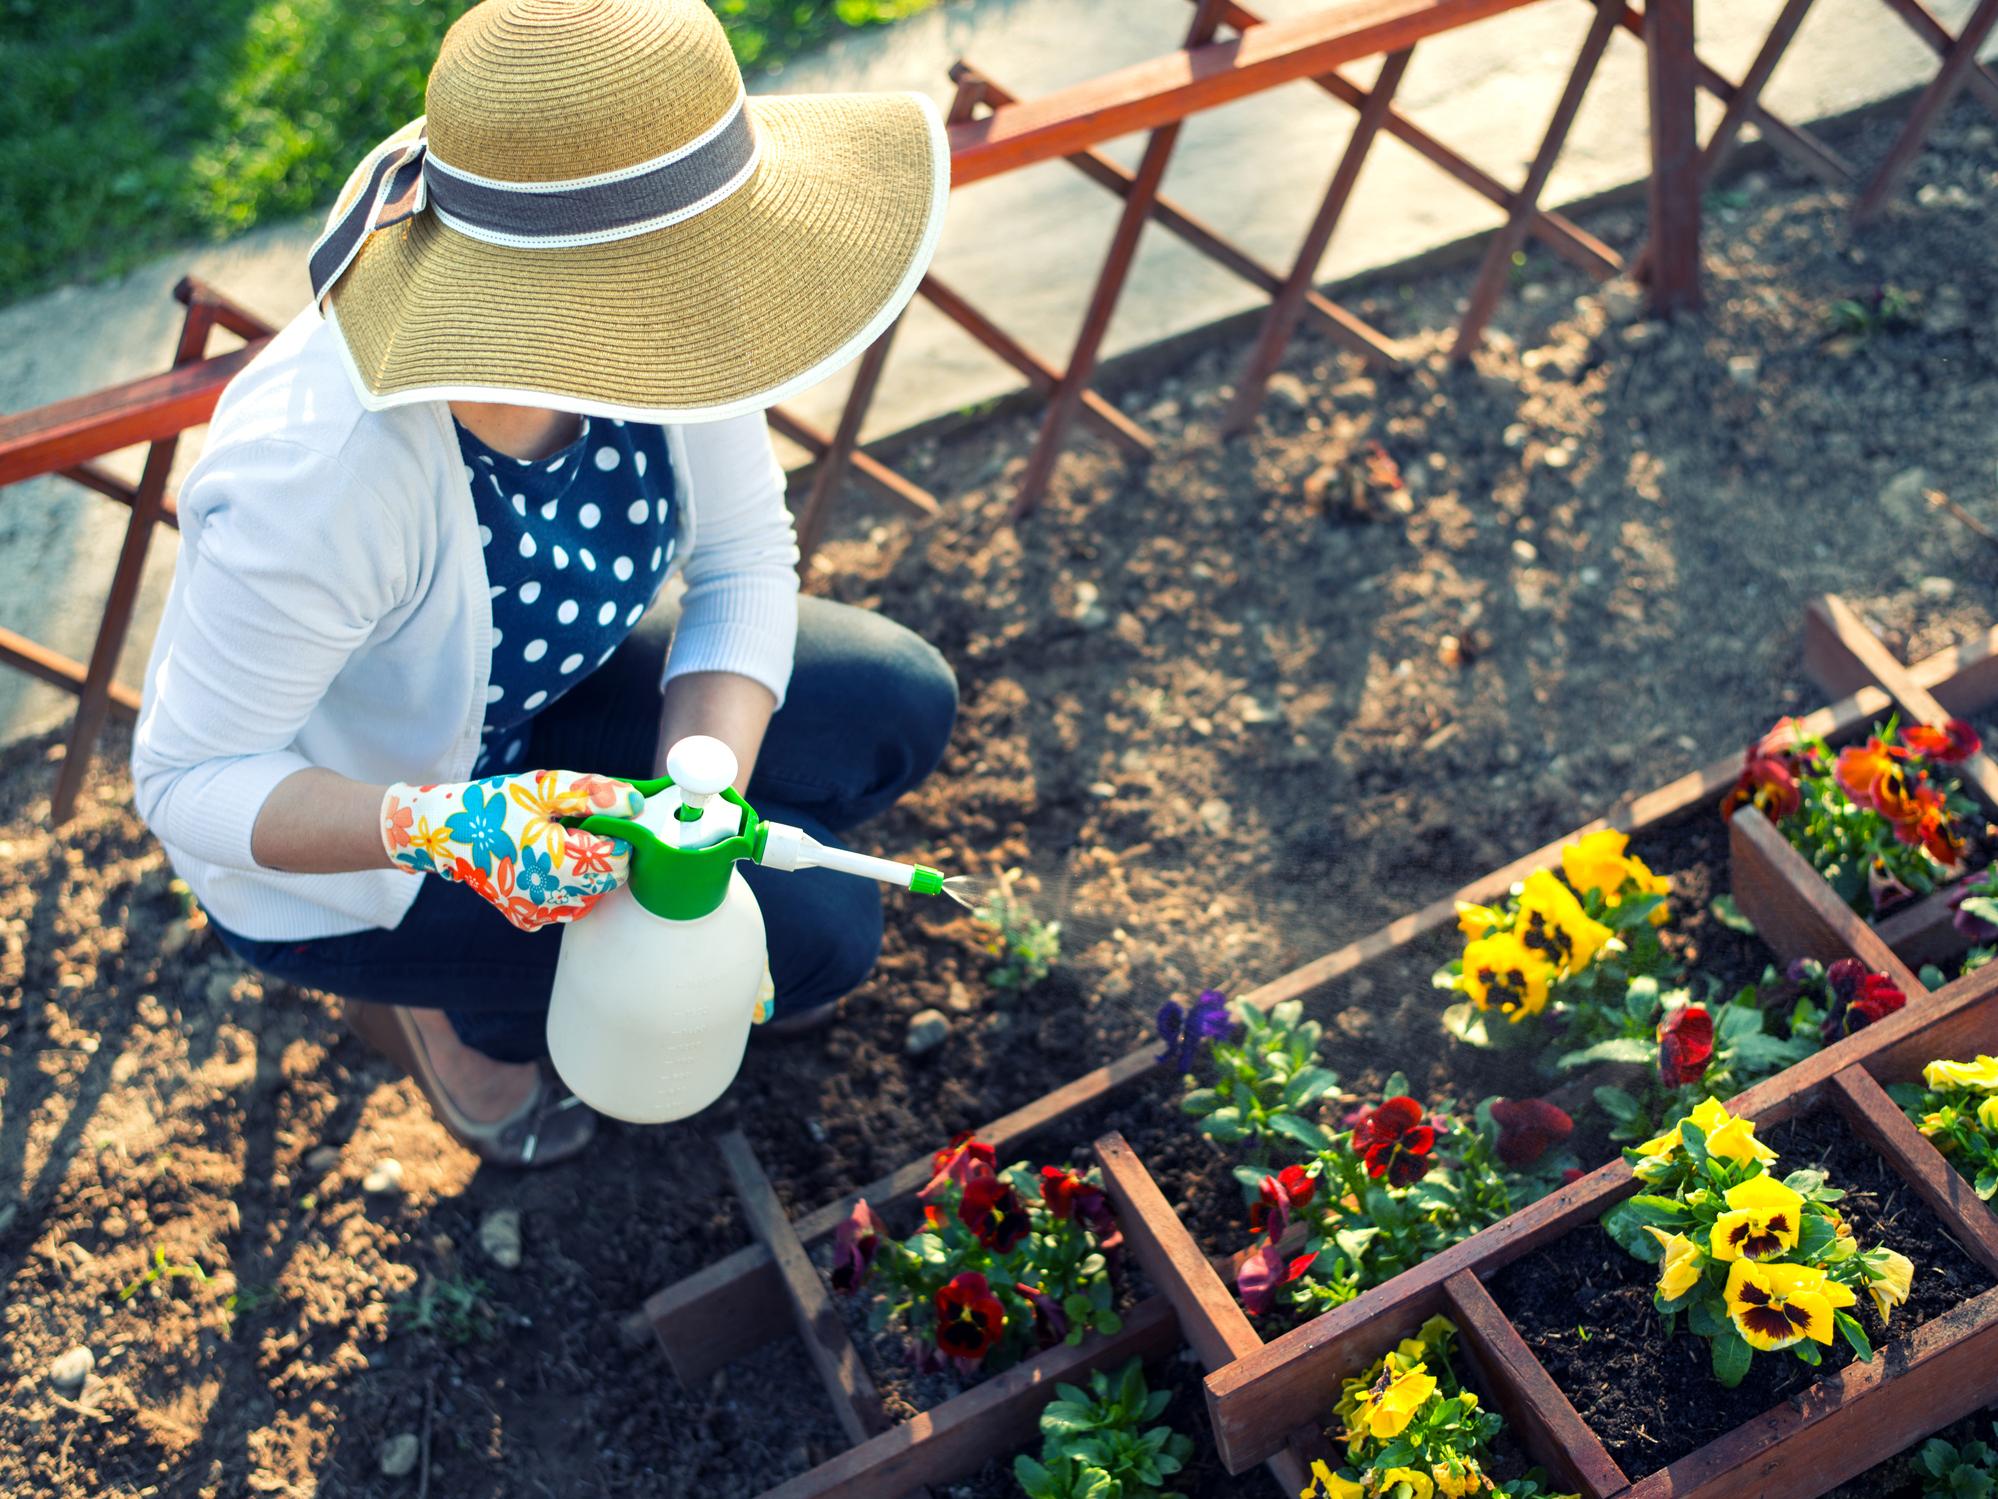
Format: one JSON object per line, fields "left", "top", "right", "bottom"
{"left": 648, "top": 600, "right": 1998, "bottom": 1497}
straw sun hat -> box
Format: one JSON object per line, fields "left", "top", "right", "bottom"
{"left": 311, "top": 0, "right": 950, "bottom": 422}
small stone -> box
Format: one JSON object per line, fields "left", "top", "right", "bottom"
{"left": 1071, "top": 581, "right": 1100, "bottom": 617}
{"left": 1118, "top": 747, "right": 1149, "bottom": 774}
{"left": 1143, "top": 397, "right": 1182, "bottom": 425}
{"left": 1601, "top": 280, "right": 1646, "bottom": 323}
{"left": 1112, "top": 612, "right": 1145, "bottom": 647}
{"left": 379, "top": 1432, "right": 421, "bottom": 1478}
{"left": 1234, "top": 695, "right": 1282, "bottom": 725}
{"left": 363, "top": 1159, "right": 404, "bottom": 1195}
{"left": 1880, "top": 466, "right": 1929, "bottom": 516}
{"left": 100, "top": 1213, "right": 127, "bottom": 1240}
{"left": 477, "top": 1208, "right": 522, "bottom": 1270}
{"left": 1919, "top": 575, "right": 1956, "bottom": 601}
{"left": 1542, "top": 445, "right": 1572, "bottom": 470}
{"left": 1619, "top": 321, "right": 1659, "bottom": 347}
{"left": 1501, "top": 423, "right": 1530, "bottom": 451}
{"left": 1198, "top": 798, "right": 1233, "bottom": 835}
{"left": 1510, "top": 538, "right": 1538, "bottom": 563}
{"left": 945, "top": 981, "right": 977, "bottom": 1014}
{"left": 805, "top": 1118, "right": 827, "bottom": 1144}
{"left": 1579, "top": 566, "right": 1602, "bottom": 587}
{"left": 1265, "top": 372, "right": 1311, "bottom": 413}
{"left": 1088, "top": 781, "right": 1117, "bottom": 799}
{"left": 304, "top": 1146, "right": 340, "bottom": 1175}
{"left": 904, "top": 1009, "right": 951, "bottom": 1056}
{"left": 159, "top": 919, "right": 196, "bottom": 958}
{"left": 1727, "top": 353, "right": 1760, "bottom": 387}
{"left": 49, "top": 1347, "right": 93, "bottom": 1391}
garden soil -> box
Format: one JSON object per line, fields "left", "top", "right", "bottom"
{"left": 5, "top": 106, "right": 1998, "bottom": 1499}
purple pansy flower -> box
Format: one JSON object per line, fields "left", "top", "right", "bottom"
{"left": 1156, "top": 989, "right": 1235, "bottom": 1074}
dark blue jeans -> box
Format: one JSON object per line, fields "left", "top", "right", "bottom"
{"left": 218, "top": 596, "right": 957, "bottom": 1063}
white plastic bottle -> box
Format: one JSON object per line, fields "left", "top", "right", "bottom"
{"left": 545, "top": 737, "right": 770, "bottom": 1123}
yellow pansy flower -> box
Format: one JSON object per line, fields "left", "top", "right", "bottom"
{"left": 1561, "top": 830, "right": 1635, "bottom": 899}
{"left": 1363, "top": 1363, "right": 1438, "bottom": 1440}
{"left": 1456, "top": 901, "right": 1503, "bottom": 939}
{"left": 1919, "top": 1107, "right": 1957, "bottom": 1139}
{"left": 1432, "top": 1461, "right": 1483, "bottom": 1498}
{"left": 1636, "top": 1098, "right": 1778, "bottom": 1172}
{"left": 1709, "top": 1175, "right": 1806, "bottom": 1263}
{"left": 1379, "top": 1467, "right": 1435, "bottom": 1499}
{"left": 1517, "top": 869, "right": 1613, "bottom": 975}
{"left": 1301, "top": 1460, "right": 1365, "bottom": 1499}
{"left": 1866, "top": 1249, "right": 1915, "bottom": 1324}
{"left": 1980, "top": 1096, "right": 1998, "bottom": 1133}
{"left": 1725, "top": 1260, "right": 1854, "bottom": 1351}
{"left": 1923, "top": 1056, "right": 1998, "bottom": 1093}
{"left": 1461, "top": 930, "right": 1557, "bottom": 1021}
{"left": 1647, "top": 1227, "right": 1705, "bottom": 1300}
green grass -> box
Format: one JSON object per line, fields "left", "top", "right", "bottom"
{"left": 0, "top": 0, "right": 936, "bottom": 306}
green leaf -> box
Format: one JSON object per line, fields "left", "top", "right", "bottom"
{"left": 1710, "top": 894, "right": 1758, "bottom": 934}
{"left": 1593, "top": 1085, "right": 1641, "bottom": 1123}
{"left": 1268, "top": 1112, "right": 1334, "bottom": 1153}
{"left": 1441, "top": 1001, "right": 1494, "bottom": 1046}
{"left": 1179, "top": 1088, "right": 1221, "bottom": 1116}
{"left": 1953, "top": 1467, "right": 1994, "bottom": 1499}
{"left": 1333, "top": 1226, "right": 1380, "bottom": 1261}
{"left": 1039, "top": 1403, "right": 1096, "bottom": 1439}
{"left": 1013, "top": 1455, "right": 1054, "bottom": 1496}
{"left": 1688, "top": 1298, "right": 1728, "bottom": 1338}
{"left": 1200, "top": 1108, "right": 1246, "bottom": 1144}
{"left": 1710, "top": 1329, "right": 1752, "bottom": 1387}
{"left": 1285, "top": 1066, "right": 1339, "bottom": 1108}
{"left": 1921, "top": 1438, "right": 1958, "bottom": 1478}
{"left": 1834, "top": 1310, "right": 1873, "bottom": 1362}
{"left": 1557, "top": 1037, "right": 1658, "bottom": 1069}
{"left": 1960, "top": 895, "right": 1998, "bottom": 926}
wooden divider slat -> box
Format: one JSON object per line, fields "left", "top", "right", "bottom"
{"left": 1726, "top": 805, "right": 1927, "bottom": 995}
{"left": 753, "top": 1296, "right": 1181, "bottom": 1499}
{"left": 718, "top": 1132, "right": 900, "bottom": 1451}
{"left": 644, "top": 643, "right": 1998, "bottom": 1380}
{"left": 1827, "top": 1065, "right": 1998, "bottom": 1278}
{"left": 1620, "top": 1286, "right": 1998, "bottom": 1499}
{"left": 1863, "top": 963, "right": 1998, "bottom": 1084}
{"left": 1872, "top": 883, "right": 1974, "bottom": 969}
{"left": 1204, "top": 967, "right": 1998, "bottom": 1470}
{"left": 1442, "top": 1271, "right": 1627, "bottom": 1499}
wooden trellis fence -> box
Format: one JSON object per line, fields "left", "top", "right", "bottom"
{"left": 0, "top": 0, "right": 1988, "bottom": 818}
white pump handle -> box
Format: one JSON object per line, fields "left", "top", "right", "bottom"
{"left": 666, "top": 735, "right": 737, "bottom": 812}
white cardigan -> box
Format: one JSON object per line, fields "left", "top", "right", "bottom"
{"left": 131, "top": 308, "right": 800, "bottom": 942}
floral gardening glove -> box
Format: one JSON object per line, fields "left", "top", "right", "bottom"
{"left": 380, "top": 770, "right": 645, "bottom": 933}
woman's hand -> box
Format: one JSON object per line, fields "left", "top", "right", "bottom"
{"left": 382, "top": 770, "right": 645, "bottom": 931}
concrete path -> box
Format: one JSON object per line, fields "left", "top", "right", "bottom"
{"left": 2, "top": 0, "right": 1992, "bottom": 746}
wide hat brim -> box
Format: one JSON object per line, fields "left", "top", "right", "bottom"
{"left": 324, "top": 90, "right": 948, "bottom": 424}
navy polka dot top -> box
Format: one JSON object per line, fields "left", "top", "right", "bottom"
{"left": 455, "top": 416, "right": 678, "bottom": 775}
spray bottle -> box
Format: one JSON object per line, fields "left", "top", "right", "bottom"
{"left": 546, "top": 736, "right": 948, "bottom": 1123}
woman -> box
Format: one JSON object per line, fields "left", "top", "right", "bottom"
{"left": 131, "top": 0, "right": 956, "bottom": 1167}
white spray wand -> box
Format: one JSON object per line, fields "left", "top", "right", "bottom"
{"left": 757, "top": 820, "right": 945, "bottom": 895}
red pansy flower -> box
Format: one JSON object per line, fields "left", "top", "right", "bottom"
{"left": 934, "top": 1272, "right": 1006, "bottom": 1363}
{"left": 1490, "top": 1098, "right": 1574, "bottom": 1166}
{"left": 920, "top": 1132, "right": 998, "bottom": 1200}
{"left": 1722, "top": 745, "right": 1802, "bottom": 823}
{"left": 1656, "top": 1005, "right": 1715, "bottom": 1088}
{"left": 1015, "top": 1281, "right": 1069, "bottom": 1347}
{"left": 1237, "top": 1200, "right": 1318, "bottom": 1317}
{"left": 959, "top": 1176, "right": 1032, "bottom": 1253}
{"left": 830, "top": 1200, "right": 884, "bottom": 1294}
{"left": 1251, "top": 1164, "right": 1316, "bottom": 1233}
{"left": 1848, "top": 973, "right": 1906, "bottom": 1029}
{"left": 1350, "top": 1096, "right": 1436, "bottom": 1186}
{"left": 1039, "top": 1166, "right": 1116, "bottom": 1238}
{"left": 1902, "top": 719, "right": 1982, "bottom": 763}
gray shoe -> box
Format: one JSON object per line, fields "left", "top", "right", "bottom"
{"left": 344, "top": 1000, "right": 597, "bottom": 1167}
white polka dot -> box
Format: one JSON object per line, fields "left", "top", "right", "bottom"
{"left": 626, "top": 603, "right": 645, "bottom": 626}
{"left": 578, "top": 503, "right": 601, "bottom": 529}
{"left": 540, "top": 499, "right": 559, "bottom": 521}
{"left": 489, "top": 585, "right": 506, "bottom": 600}
{"left": 492, "top": 628, "right": 503, "bottom": 647}
{"left": 634, "top": 450, "right": 647, "bottom": 477}
{"left": 612, "top": 417, "right": 625, "bottom": 427}
{"left": 519, "top": 532, "right": 536, "bottom": 559}
{"left": 650, "top": 546, "right": 664, "bottom": 572}
{"left": 463, "top": 465, "right": 475, "bottom": 485}
{"left": 486, "top": 684, "right": 505, "bottom": 703}
{"left": 547, "top": 457, "right": 564, "bottom": 472}
{"left": 597, "top": 601, "right": 617, "bottom": 626}
{"left": 560, "top": 652, "right": 585, "bottom": 674}
{"left": 523, "top": 639, "right": 548, "bottom": 663}
{"left": 505, "top": 739, "right": 524, "bottom": 761}
{"left": 515, "top": 455, "right": 531, "bottom": 466}
{"left": 523, "top": 690, "right": 548, "bottom": 711}
{"left": 552, "top": 545, "right": 569, "bottom": 570}
{"left": 613, "top": 555, "right": 634, "bottom": 581}
{"left": 478, "top": 454, "right": 494, "bottom": 466}
{"left": 656, "top": 497, "right": 669, "bottom": 523}
{"left": 511, "top": 493, "right": 526, "bottom": 517}
{"left": 519, "top": 580, "right": 542, "bottom": 604}
{"left": 479, "top": 525, "right": 493, "bottom": 547}
{"left": 627, "top": 498, "right": 649, "bottom": 524}
{"left": 594, "top": 446, "right": 620, "bottom": 471}
{"left": 556, "top": 599, "right": 579, "bottom": 624}
{"left": 579, "top": 549, "right": 596, "bottom": 571}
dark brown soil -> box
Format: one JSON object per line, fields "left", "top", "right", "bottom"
{"left": 1490, "top": 1109, "right": 1997, "bottom": 1481}
{"left": 4, "top": 102, "right": 1998, "bottom": 1499}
